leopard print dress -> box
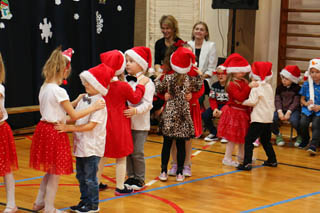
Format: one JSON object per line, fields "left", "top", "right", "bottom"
{"left": 155, "top": 73, "right": 203, "bottom": 139}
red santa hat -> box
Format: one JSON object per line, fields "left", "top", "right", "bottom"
{"left": 213, "top": 64, "right": 227, "bottom": 75}
{"left": 280, "top": 65, "right": 301, "bottom": 84}
{"left": 250, "top": 61, "right": 273, "bottom": 82}
{"left": 100, "top": 50, "right": 126, "bottom": 76}
{"left": 170, "top": 47, "right": 196, "bottom": 74}
{"left": 125, "top": 46, "right": 152, "bottom": 72}
{"left": 79, "top": 63, "right": 115, "bottom": 96}
{"left": 62, "top": 48, "right": 74, "bottom": 62}
{"left": 224, "top": 53, "right": 251, "bottom": 73}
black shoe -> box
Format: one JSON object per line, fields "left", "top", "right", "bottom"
{"left": 298, "top": 141, "right": 308, "bottom": 149}
{"left": 124, "top": 178, "right": 135, "bottom": 188}
{"left": 237, "top": 164, "right": 252, "bottom": 171}
{"left": 130, "top": 178, "right": 145, "bottom": 191}
{"left": 307, "top": 145, "right": 317, "bottom": 156}
{"left": 75, "top": 203, "right": 99, "bottom": 213}
{"left": 99, "top": 182, "right": 108, "bottom": 191}
{"left": 115, "top": 185, "right": 133, "bottom": 196}
{"left": 70, "top": 200, "right": 86, "bottom": 212}
{"left": 262, "top": 161, "right": 278, "bottom": 167}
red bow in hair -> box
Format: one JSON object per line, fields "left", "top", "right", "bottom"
{"left": 173, "top": 40, "right": 186, "bottom": 48}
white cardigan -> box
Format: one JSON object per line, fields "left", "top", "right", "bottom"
{"left": 188, "top": 40, "right": 218, "bottom": 85}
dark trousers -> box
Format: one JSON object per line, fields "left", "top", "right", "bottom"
{"left": 243, "top": 122, "right": 277, "bottom": 165}
{"left": 161, "top": 136, "right": 186, "bottom": 174}
{"left": 76, "top": 156, "right": 101, "bottom": 206}
{"left": 202, "top": 105, "right": 223, "bottom": 135}
{"left": 271, "top": 110, "right": 300, "bottom": 135}
{"left": 300, "top": 114, "right": 320, "bottom": 147}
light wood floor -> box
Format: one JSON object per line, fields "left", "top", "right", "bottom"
{"left": 1, "top": 128, "right": 320, "bottom": 212}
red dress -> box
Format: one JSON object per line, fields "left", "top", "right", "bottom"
{"left": 0, "top": 122, "right": 18, "bottom": 176}
{"left": 103, "top": 81, "right": 145, "bottom": 158}
{"left": 189, "top": 84, "right": 205, "bottom": 138}
{"left": 217, "top": 79, "right": 251, "bottom": 144}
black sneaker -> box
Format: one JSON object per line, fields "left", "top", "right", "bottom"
{"left": 307, "top": 145, "right": 317, "bottom": 156}
{"left": 99, "top": 182, "right": 108, "bottom": 191}
{"left": 262, "top": 161, "right": 278, "bottom": 167}
{"left": 130, "top": 178, "right": 145, "bottom": 191}
{"left": 237, "top": 164, "right": 252, "bottom": 171}
{"left": 75, "top": 203, "right": 99, "bottom": 213}
{"left": 298, "top": 141, "right": 309, "bottom": 149}
{"left": 70, "top": 200, "right": 86, "bottom": 212}
{"left": 115, "top": 185, "right": 133, "bottom": 196}
{"left": 124, "top": 178, "right": 135, "bottom": 188}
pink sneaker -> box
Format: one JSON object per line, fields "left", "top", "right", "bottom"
{"left": 253, "top": 138, "right": 260, "bottom": 147}
{"left": 168, "top": 164, "right": 177, "bottom": 176}
{"left": 159, "top": 172, "right": 168, "bottom": 181}
{"left": 183, "top": 165, "right": 192, "bottom": 177}
{"left": 176, "top": 173, "right": 185, "bottom": 182}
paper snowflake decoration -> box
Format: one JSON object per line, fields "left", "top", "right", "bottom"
{"left": 55, "top": 0, "right": 61, "bottom": 5}
{"left": 0, "top": 22, "right": 4, "bottom": 29}
{"left": 74, "top": 13, "right": 79, "bottom": 20}
{"left": 39, "top": 18, "right": 52, "bottom": 43}
{"left": 96, "top": 11, "right": 103, "bottom": 34}
{"left": 117, "top": 5, "right": 122, "bottom": 12}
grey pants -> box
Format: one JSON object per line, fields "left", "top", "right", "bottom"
{"left": 126, "top": 130, "right": 148, "bottom": 181}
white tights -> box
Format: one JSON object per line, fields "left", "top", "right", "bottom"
{"left": 224, "top": 142, "right": 244, "bottom": 162}
{"left": 4, "top": 173, "right": 16, "bottom": 209}
{"left": 116, "top": 157, "right": 126, "bottom": 189}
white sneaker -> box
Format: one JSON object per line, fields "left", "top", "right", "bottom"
{"left": 220, "top": 138, "right": 228, "bottom": 143}
{"left": 222, "top": 158, "right": 239, "bottom": 167}
{"left": 204, "top": 134, "right": 218, "bottom": 142}
{"left": 277, "top": 141, "right": 285, "bottom": 146}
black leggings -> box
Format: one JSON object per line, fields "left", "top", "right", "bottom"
{"left": 161, "top": 136, "right": 186, "bottom": 174}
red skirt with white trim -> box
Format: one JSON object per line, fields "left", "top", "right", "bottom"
{"left": 217, "top": 105, "right": 250, "bottom": 144}
{"left": 0, "top": 122, "right": 18, "bottom": 176}
{"left": 29, "top": 121, "right": 73, "bottom": 175}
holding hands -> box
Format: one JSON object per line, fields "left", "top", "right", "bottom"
{"left": 212, "top": 108, "right": 222, "bottom": 118}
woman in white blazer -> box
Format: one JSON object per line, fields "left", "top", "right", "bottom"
{"left": 188, "top": 21, "right": 218, "bottom": 94}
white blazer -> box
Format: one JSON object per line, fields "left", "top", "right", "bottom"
{"left": 188, "top": 40, "right": 218, "bottom": 85}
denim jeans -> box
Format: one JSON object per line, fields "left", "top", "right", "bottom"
{"left": 202, "top": 105, "right": 224, "bottom": 135}
{"left": 76, "top": 156, "right": 101, "bottom": 206}
{"left": 300, "top": 114, "right": 320, "bottom": 147}
{"left": 271, "top": 110, "right": 300, "bottom": 135}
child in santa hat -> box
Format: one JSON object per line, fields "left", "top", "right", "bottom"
{"left": 122, "top": 46, "right": 155, "bottom": 191}
{"left": 30, "top": 47, "right": 105, "bottom": 213}
{"left": 271, "top": 65, "right": 302, "bottom": 147}
{"left": 54, "top": 63, "right": 114, "bottom": 212}
{"left": 99, "top": 50, "right": 149, "bottom": 196}
{"left": 217, "top": 53, "right": 251, "bottom": 167}
{"left": 155, "top": 47, "right": 203, "bottom": 182}
{"left": 237, "top": 61, "right": 277, "bottom": 170}
{"left": 299, "top": 58, "right": 320, "bottom": 154}
{"left": 0, "top": 53, "right": 18, "bottom": 213}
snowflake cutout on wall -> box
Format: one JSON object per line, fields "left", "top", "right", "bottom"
{"left": 74, "top": 13, "right": 79, "bottom": 20}
{"left": 55, "top": 0, "right": 61, "bottom": 5}
{"left": 39, "top": 18, "right": 52, "bottom": 43}
{"left": 96, "top": 11, "right": 103, "bottom": 34}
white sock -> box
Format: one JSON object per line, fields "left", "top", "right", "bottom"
{"left": 4, "top": 173, "right": 16, "bottom": 209}
{"left": 35, "top": 173, "right": 49, "bottom": 206}
{"left": 44, "top": 174, "right": 60, "bottom": 212}
{"left": 224, "top": 142, "right": 235, "bottom": 161}
{"left": 116, "top": 157, "right": 126, "bottom": 189}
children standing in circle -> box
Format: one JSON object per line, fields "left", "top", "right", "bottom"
{"left": 29, "top": 47, "right": 105, "bottom": 213}
{"left": 155, "top": 47, "right": 203, "bottom": 182}
{"left": 299, "top": 58, "right": 320, "bottom": 154}
{"left": 217, "top": 53, "right": 251, "bottom": 167}
{"left": 0, "top": 53, "right": 18, "bottom": 213}
{"left": 99, "top": 50, "right": 149, "bottom": 196}
{"left": 237, "top": 62, "right": 277, "bottom": 170}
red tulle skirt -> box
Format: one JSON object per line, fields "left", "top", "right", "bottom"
{"left": 0, "top": 122, "right": 18, "bottom": 176}
{"left": 190, "top": 103, "right": 202, "bottom": 138}
{"left": 217, "top": 105, "right": 250, "bottom": 144}
{"left": 29, "top": 121, "right": 73, "bottom": 175}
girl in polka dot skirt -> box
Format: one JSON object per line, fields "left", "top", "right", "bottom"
{"left": 0, "top": 53, "right": 18, "bottom": 213}
{"left": 29, "top": 47, "right": 105, "bottom": 213}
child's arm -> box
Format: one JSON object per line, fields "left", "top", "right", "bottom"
{"left": 242, "top": 88, "right": 259, "bottom": 107}
{"left": 71, "top": 94, "right": 85, "bottom": 108}
{"left": 190, "top": 84, "right": 205, "bottom": 101}
{"left": 228, "top": 81, "right": 251, "bottom": 102}
{"left": 55, "top": 121, "right": 98, "bottom": 133}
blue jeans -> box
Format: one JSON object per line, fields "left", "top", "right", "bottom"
{"left": 271, "top": 110, "right": 300, "bottom": 135}
{"left": 202, "top": 105, "right": 223, "bottom": 136}
{"left": 76, "top": 156, "right": 101, "bottom": 206}
{"left": 300, "top": 114, "right": 320, "bottom": 147}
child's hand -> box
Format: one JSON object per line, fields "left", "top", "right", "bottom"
{"left": 185, "top": 93, "right": 192, "bottom": 101}
{"left": 92, "top": 99, "right": 106, "bottom": 110}
{"left": 202, "top": 73, "right": 210, "bottom": 79}
{"left": 212, "top": 108, "right": 219, "bottom": 117}
{"left": 278, "top": 110, "right": 284, "bottom": 120}
{"left": 164, "top": 93, "right": 172, "bottom": 101}
{"left": 138, "top": 77, "right": 149, "bottom": 85}
{"left": 194, "top": 67, "right": 203, "bottom": 76}
{"left": 284, "top": 111, "right": 291, "bottom": 120}
{"left": 249, "top": 81, "right": 259, "bottom": 88}
{"left": 54, "top": 123, "right": 69, "bottom": 133}
{"left": 123, "top": 106, "right": 136, "bottom": 118}
{"left": 313, "top": 105, "right": 320, "bottom": 112}
{"left": 234, "top": 100, "right": 242, "bottom": 104}
{"left": 76, "top": 93, "right": 85, "bottom": 102}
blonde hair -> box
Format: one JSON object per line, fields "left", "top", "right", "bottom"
{"left": 0, "top": 53, "right": 5, "bottom": 84}
{"left": 191, "top": 21, "right": 210, "bottom": 41}
{"left": 42, "top": 47, "right": 70, "bottom": 83}
{"left": 159, "top": 15, "right": 179, "bottom": 39}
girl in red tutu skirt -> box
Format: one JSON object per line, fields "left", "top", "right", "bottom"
{"left": 29, "top": 47, "right": 105, "bottom": 213}
{"left": 217, "top": 53, "right": 252, "bottom": 167}
{"left": 0, "top": 53, "right": 18, "bottom": 213}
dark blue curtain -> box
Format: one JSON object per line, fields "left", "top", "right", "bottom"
{"left": 0, "top": 0, "right": 135, "bottom": 129}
